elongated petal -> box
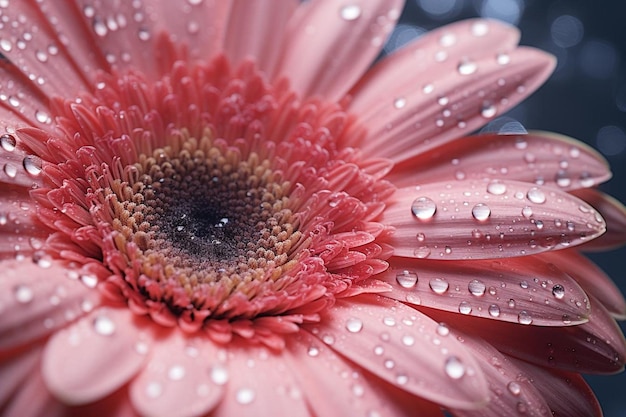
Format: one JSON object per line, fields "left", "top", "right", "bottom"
{"left": 0, "top": 345, "right": 41, "bottom": 407}
{"left": 511, "top": 358, "right": 602, "bottom": 417}
{"left": 2, "top": 368, "right": 67, "bottom": 417}
{"left": 129, "top": 331, "right": 225, "bottom": 417}
{"left": 213, "top": 340, "right": 310, "bottom": 417}
{"left": 274, "top": 0, "right": 403, "bottom": 101}
{"left": 0, "top": 259, "right": 100, "bottom": 351}
{"left": 42, "top": 307, "right": 151, "bottom": 405}
{"left": 448, "top": 335, "right": 551, "bottom": 417}
{"left": 427, "top": 299, "right": 626, "bottom": 374}
{"left": 305, "top": 294, "right": 489, "bottom": 410}
{"left": 285, "top": 331, "right": 444, "bottom": 416}
{"left": 0, "top": 187, "right": 49, "bottom": 258}
{"left": 539, "top": 250, "right": 626, "bottom": 319}
{"left": 381, "top": 256, "right": 591, "bottom": 326}
{"left": 388, "top": 131, "right": 611, "bottom": 191}
{"left": 224, "top": 0, "right": 298, "bottom": 76}
{"left": 382, "top": 180, "right": 606, "bottom": 260}
{"left": 572, "top": 188, "right": 626, "bottom": 250}
{"left": 354, "top": 46, "right": 555, "bottom": 163}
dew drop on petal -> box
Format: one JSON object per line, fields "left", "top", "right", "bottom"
{"left": 393, "top": 97, "right": 406, "bottom": 109}
{"left": 413, "top": 246, "right": 431, "bottom": 258}
{"left": 488, "top": 304, "right": 501, "bottom": 317}
{"left": 401, "top": 334, "right": 415, "bottom": 346}
{"left": 14, "top": 285, "right": 34, "bottom": 303}
{"left": 552, "top": 284, "right": 565, "bottom": 299}
{"left": 0, "top": 134, "right": 16, "bottom": 152}
{"left": 210, "top": 365, "right": 229, "bottom": 385}
{"left": 168, "top": 365, "right": 186, "bottom": 380}
{"left": 35, "top": 110, "right": 50, "bottom": 124}
{"left": 497, "top": 53, "right": 511, "bottom": 65}
{"left": 527, "top": 187, "right": 546, "bottom": 204}
{"left": 3, "top": 163, "right": 17, "bottom": 178}
{"left": 422, "top": 84, "right": 434, "bottom": 94}
{"left": 517, "top": 311, "right": 533, "bottom": 325}
{"left": 340, "top": 4, "right": 361, "bottom": 21}
{"left": 411, "top": 197, "right": 437, "bottom": 220}
{"left": 395, "top": 270, "right": 418, "bottom": 288}
{"left": 471, "top": 21, "right": 489, "bottom": 36}
{"left": 80, "top": 274, "right": 98, "bottom": 288}
{"left": 436, "top": 323, "right": 450, "bottom": 337}
{"left": 346, "top": 317, "right": 363, "bottom": 333}
{"left": 93, "top": 314, "right": 116, "bottom": 335}
{"left": 508, "top": 381, "right": 522, "bottom": 396}
{"left": 429, "top": 278, "right": 449, "bottom": 294}
{"left": 458, "top": 301, "right": 472, "bottom": 315}
{"left": 439, "top": 33, "right": 456, "bottom": 47}
{"left": 468, "top": 280, "right": 486, "bottom": 296}
{"left": 481, "top": 103, "right": 497, "bottom": 118}
{"left": 522, "top": 206, "right": 533, "bottom": 218}
{"left": 307, "top": 346, "right": 320, "bottom": 357}
{"left": 458, "top": 60, "right": 478, "bottom": 75}
{"left": 444, "top": 356, "right": 466, "bottom": 379}
{"left": 487, "top": 181, "right": 507, "bottom": 195}
{"left": 236, "top": 388, "right": 255, "bottom": 405}
{"left": 145, "top": 381, "right": 163, "bottom": 398}
{"left": 23, "top": 155, "right": 43, "bottom": 176}
{"left": 471, "top": 203, "right": 491, "bottom": 221}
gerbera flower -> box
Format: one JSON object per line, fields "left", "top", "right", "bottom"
{"left": 0, "top": 0, "right": 624, "bottom": 416}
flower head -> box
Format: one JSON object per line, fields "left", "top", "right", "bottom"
{"left": 0, "top": 1, "right": 625, "bottom": 416}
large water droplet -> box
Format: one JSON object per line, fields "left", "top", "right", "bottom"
{"left": 552, "top": 284, "right": 565, "bottom": 299}
{"left": 93, "top": 314, "right": 116, "bottom": 335}
{"left": 468, "top": 280, "right": 486, "bottom": 296}
{"left": 23, "top": 155, "right": 42, "bottom": 176}
{"left": 395, "top": 270, "right": 418, "bottom": 288}
{"left": 444, "top": 356, "right": 466, "bottom": 379}
{"left": 411, "top": 197, "right": 437, "bottom": 220}
{"left": 458, "top": 60, "right": 477, "bottom": 75}
{"left": 471, "top": 203, "right": 491, "bottom": 221}
{"left": 481, "top": 103, "right": 497, "bottom": 118}
{"left": 487, "top": 181, "right": 507, "bottom": 195}
{"left": 458, "top": 301, "right": 472, "bottom": 314}
{"left": 210, "top": 365, "right": 229, "bottom": 385}
{"left": 527, "top": 187, "right": 546, "bottom": 204}
{"left": 0, "top": 134, "right": 16, "bottom": 151}
{"left": 340, "top": 4, "right": 361, "bottom": 21}
{"left": 346, "top": 317, "right": 363, "bottom": 333}
{"left": 429, "top": 278, "right": 449, "bottom": 294}
{"left": 488, "top": 304, "right": 501, "bottom": 317}
{"left": 517, "top": 311, "right": 533, "bottom": 325}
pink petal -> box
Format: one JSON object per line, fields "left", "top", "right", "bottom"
{"left": 511, "top": 358, "right": 602, "bottom": 417}
{"left": 382, "top": 180, "right": 606, "bottom": 260}
{"left": 353, "top": 46, "right": 555, "bottom": 164}
{"left": 2, "top": 367, "right": 67, "bottom": 417}
{"left": 349, "top": 18, "right": 520, "bottom": 119}
{"left": 0, "top": 187, "right": 49, "bottom": 259}
{"left": 572, "top": 188, "right": 626, "bottom": 250}
{"left": 388, "top": 131, "right": 611, "bottom": 191}
{"left": 212, "top": 340, "right": 310, "bottom": 417}
{"left": 0, "top": 130, "right": 45, "bottom": 188}
{"left": 427, "top": 298, "right": 626, "bottom": 374}
{"left": 41, "top": 307, "right": 151, "bottom": 405}
{"left": 223, "top": 0, "right": 298, "bottom": 76}
{"left": 539, "top": 250, "right": 626, "bottom": 319}
{"left": 447, "top": 335, "right": 551, "bottom": 417}
{"left": 0, "top": 259, "right": 100, "bottom": 350}
{"left": 285, "top": 330, "right": 444, "bottom": 416}
{"left": 274, "top": 0, "right": 403, "bottom": 101}
{"left": 381, "top": 255, "right": 591, "bottom": 326}
{"left": 129, "top": 331, "right": 225, "bottom": 417}
{"left": 305, "top": 294, "right": 489, "bottom": 410}
{"left": 0, "top": 345, "right": 41, "bottom": 407}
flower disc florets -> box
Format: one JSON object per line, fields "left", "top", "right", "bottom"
{"left": 25, "top": 54, "right": 394, "bottom": 337}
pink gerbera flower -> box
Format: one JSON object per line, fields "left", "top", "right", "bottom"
{"left": 1, "top": 1, "right": 625, "bottom": 416}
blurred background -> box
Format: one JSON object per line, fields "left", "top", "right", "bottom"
{"left": 390, "top": 1, "right": 626, "bottom": 415}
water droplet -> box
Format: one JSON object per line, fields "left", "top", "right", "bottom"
{"left": 307, "top": 346, "right": 319, "bottom": 357}
{"left": 471, "top": 203, "right": 491, "bottom": 221}
{"left": 437, "top": 96, "right": 449, "bottom": 106}
{"left": 416, "top": 232, "right": 426, "bottom": 242}
{"left": 429, "top": 278, "right": 449, "bottom": 294}
{"left": 458, "top": 60, "right": 477, "bottom": 75}
{"left": 93, "top": 19, "right": 108, "bottom": 37}
{"left": 395, "top": 270, "right": 418, "bottom": 288}
{"left": 439, "top": 33, "right": 456, "bottom": 47}
{"left": 138, "top": 28, "right": 150, "bottom": 41}
{"left": 436, "top": 323, "right": 450, "bottom": 336}
{"left": 168, "top": 365, "right": 186, "bottom": 380}
{"left": 93, "top": 314, "right": 116, "bottom": 335}
{"left": 413, "top": 246, "right": 431, "bottom": 258}
{"left": 422, "top": 84, "right": 434, "bottom": 94}
{"left": 340, "top": 4, "right": 361, "bottom": 21}
{"left": 508, "top": 381, "right": 522, "bottom": 396}
{"left": 481, "top": 103, "right": 497, "bottom": 118}
{"left": 458, "top": 301, "right": 472, "bottom": 314}
{"left": 471, "top": 21, "right": 489, "bottom": 36}
{"left": 80, "top": 274, "right": 98, "bottom": 288}
{"left": 526, "top": 187, "right": 546, "bottom": 204}
{"left": 517, "top": 311, "right": 533, "bottom": 325}
{"left": 393, "top": 97, "right": 406, "bottom": 109}
{"left": 14, "top": 285, "right": 34, "bottom": 303}
{"left": 487, "top": 181, "right": 507, "bottom": 195}
{"left": 521, "top": 206, "right": 533, "bottom": 218}
{"left": 0, "top": 134, "right": 16, "bottom": 151}
{"left": 35, "top": 110, "right": 50, "bottom": 124}
{"left": 210, "top": 365, "right": 229, "bottom": 385}
{"left": 236, "top": 387, "right": 255, "bottom": 405}
{"left": 488, "top": 304, "right": 501, "bottom": 317}
{"left": 382, "top": 317, "right": 396, "bottom": 327}
{"left": 322, "top": 334, "right": 335, "bottom": 345}
{"left": 411, "top": 197, "right": 437, "bottom": 220}
{"left": 23, "top": 155, "right": 42, "bottom": 176}
{"left": 35, "top": 50, "right": 48, "bottom": 63}
{"left": 145, "top": 381, "right": 162, "bottom": 398}
{"left": 468, "top": 280, "right": 486, "bottom": 296}
{"left": 552, "top": 284, "right": 565, "bottom": 299}
{"left": 444, "top": 356, "right": 466, "bottom": 379}
{"left": 497, "top": 53, "right": 511, "bottom": 65}
{"left": 555, "top": 171, "right": 571, "bottom": 188}
{"left": 0, "top": 38, "right": 12, "bottom": 52}
{"left": 401, "top": 334, "right": 415, "bottom": 346}
{"left": 395, "top": 373, "right": 409, "bottom": 385}
{"left": 346, "top": 317, "right": 363, "bottom": 333}
{"left": 3, "top": 163, "right": 17, "bottom": 178}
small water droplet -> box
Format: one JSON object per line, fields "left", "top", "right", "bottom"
{"left": 552, "top": 284, "right": 565, "bottom": 299}
{"left": 3, "top": 163, "right": 17, "bottom": 178}
{"left": 395, "top": 373, "right": 409, "bottom": 385}
{"left": 79, "top": 274, "right": 98, "bottom": 288}
{"left": 339, "top": 4, "right": 361, "bottom": 21}
{"left": 14, "top": 285, "right": 34, "bottom": 303}
{"left": 23, "top": 155, "right": 42, "bottom": 176}
{"left": 307, "top": 346, "right": 319, "bottom": 357}
{"left": 488, "top": 304, "right": 501, "bottom": 317}
{"left": 382, "top": 317, "right": 396, "bottom": 327}
{"left": 497, "top": 53, "right": 511, "bottom": 65}
{"left": 458, "top": 60, "right": 477, "bottom": 75}
{"left": 35, "top": 110, "right": 50, "bottom": 124}
{"left": 508, "top": 381, "right": 522, "bottom": 396}
{"left": 93, "top": 19, "right": 108, "bottom": 37}
{"left": 422, "top": 84, "right": 434, "bottom": 94}
{"left": 521, "top": 206, "right": 533, "bottom": 218}
{"left": 517, "top": 311, "right": 533, "bottom": 325}
{"left": 439, "top": 33, "right": 456, "bottom": 47}
{"left": 322, "top": 334, "right": 335, "bottom": 345}
{"left": 508, "top": 299, "right": 516, "bottom": 308}
{"left": 414, "top": 246, "right": 431, "bottom": 258}
{"left": 481, "top": 103, "right": 497, "bottom": 118}
{"left": 210, "top": 365, "right": 229, "bottom": 385}
{"left": 527, "top": 187, "right": 546, "bottom": 204}
{"left": 458, "top": 301, "right": 472, "bottom": 314}
{"left": 395, "top": 270, "right": 418, "bottom": 288}
{"left": 236, "top": 387, "right": 255, "bottom": 405}
{"left": 346, "top": 317, "right": 363, "bottom": 333}
{"left": 0, "top": 134, "right": 16, "bottom": 152}
{"left": 436, "top": 323, "right": 450, "bottom": 336}
{"left": 444, "top": 356, "right": 466, "bottom": 379}
{"left": 471, "top": 21, "right": 489, "bottom": 36}
{"left": 145, "top": 381, "right": 162, "bottom": 398}
{"left": 393, "top": 97, "right": 406, "bottom": 109}
{"left": 168, "top": 365, "right": 186, "bottom": 380}
{"left": 437, "top": 96, "right": 449, "bottom": 106}
{"left": 468, "top": 280, "right": 486, "bottom": 296}
{"left": 471, "top": 203, "right": 491, "bottom": 221}
{"left": 487, "top": 181, "right": 507, "bottom": 195}
{"left": 93, "top": 314, "right": 116, "bottom": 335}
{"left": 411, "top": 197, "right": 437, "bottom": 220}
{"left": 429, "top": 278, "right": 449, "bottom": 294}
{"left": 401, "top": 334, "right": 415, "bottom": 346}
{"left": 0, "top": 38, "right": 12, "bottom": 52}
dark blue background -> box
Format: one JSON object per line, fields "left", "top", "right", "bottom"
{"left": 394, "top": 1, "right": 626, "bottom": 415}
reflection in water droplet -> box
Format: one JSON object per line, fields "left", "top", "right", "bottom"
{"left": 0, "top": 134, "right": 16, "bottom": 152}
{"left": 458, "top": 301, "right": 472, "bottom": 314}
{"left": 23, "top": 155, "right": 43, "bottom": 176}
{"left": 395, "top": 270, "right": 418, "bottom": 288}
{"left": 468, "top": 280, "right": 486, "bottom": 296}
{"left": 429, "top": 278, "right": 449, "bottom": 294}
{"left": 471, "top": 203, "right": 491, "bottom": 221}
{"left": 488, "top": 304, "right": 501, "bottom": 317}
{"left": 517, "top": 311, "right": 533, "bottom": 325}
{"left": 552, "top": 284, "right": 565, "bottom": 299}
{"left": 411, "top": 197, "right": 437, "bottom": 220}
